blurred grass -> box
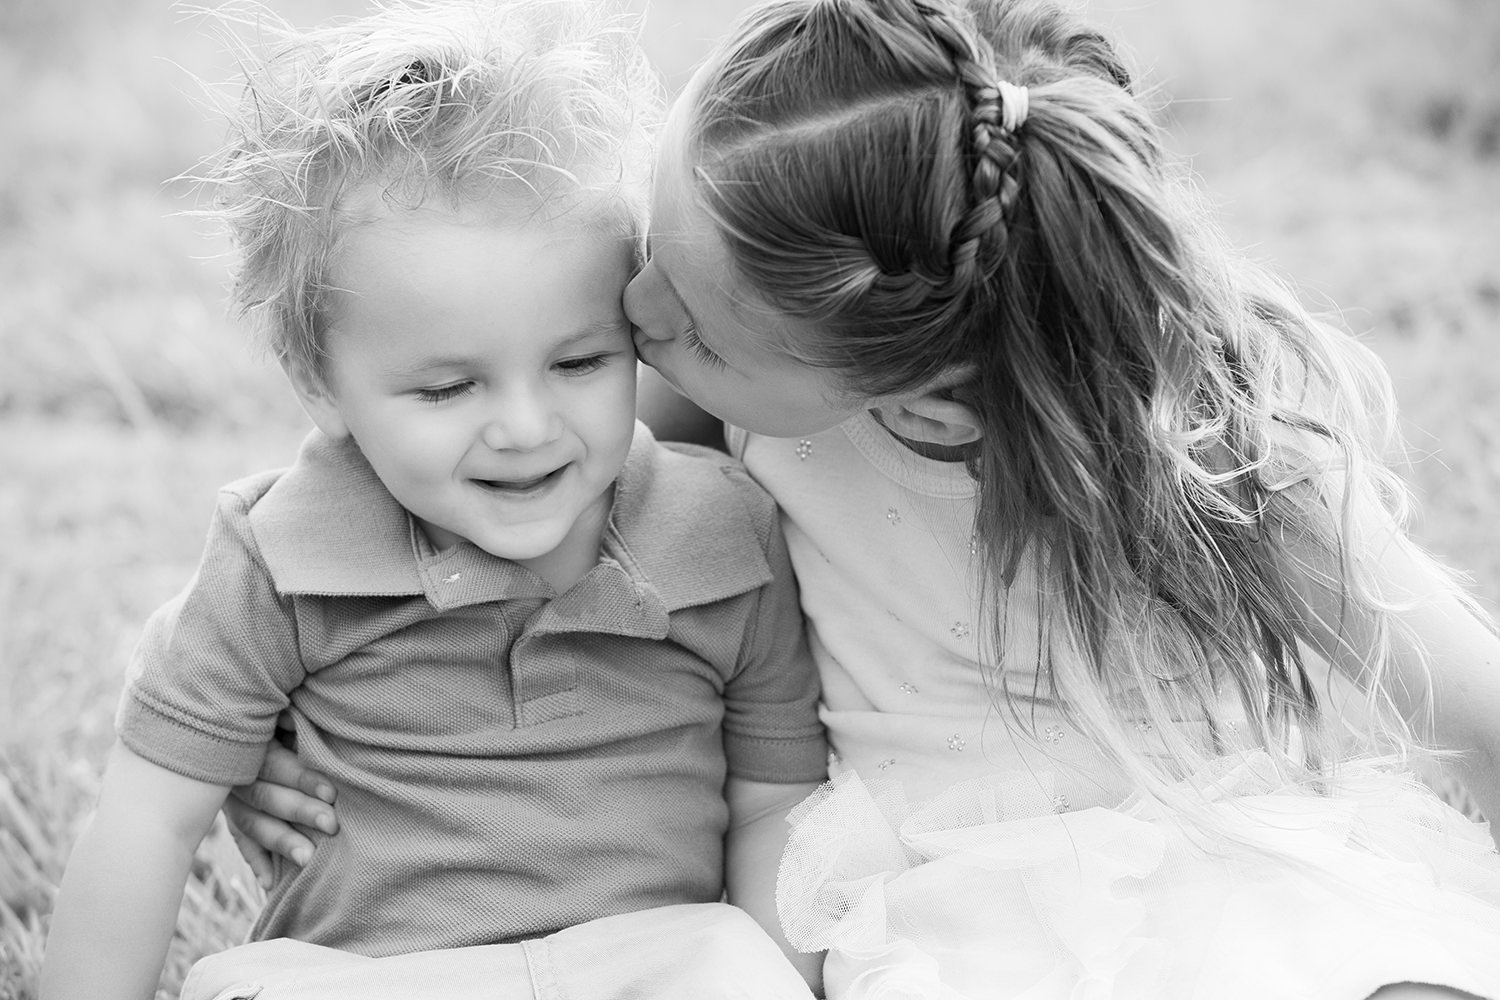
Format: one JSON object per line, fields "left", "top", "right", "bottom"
{"left": 2, "top": 0, "right": 1498, "bottom": 996}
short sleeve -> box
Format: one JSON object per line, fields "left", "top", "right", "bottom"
{"left": 721, "top": 501, "right": 828, "bottom": 785}
{"left": 116, "top": 487, "right": 307, "bottom": 786}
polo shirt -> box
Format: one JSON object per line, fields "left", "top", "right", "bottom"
{"left": 117, "top": 423, "right": 826, "bottom": 957}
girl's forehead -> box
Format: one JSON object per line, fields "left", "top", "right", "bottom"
{"left": 656, "top": 59, "right": 713, "bottom": 169}
{"left": 650, "top": 63, "right": 730, "bottom": 252}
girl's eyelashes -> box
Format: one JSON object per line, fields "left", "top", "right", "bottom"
{"left": 683, "top": 326, "right": 727, "bottom": 371}
{"left": 415, "top": 381, "right": 475, "bottom": 403}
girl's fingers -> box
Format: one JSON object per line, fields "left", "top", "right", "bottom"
{"left": 259, "top": 740, "right": 338, "bottom": 806}
{"left": 223, "top": 806, "right": 280, "bottom": 890}
{"left": 224, "top": 790, "right": 319, "bottom": 861}
{"left": 230, "top": 773, "right": 339, "bottom": 835}
{"left": 222, "top": 796, "right": 320, "bottom": 890}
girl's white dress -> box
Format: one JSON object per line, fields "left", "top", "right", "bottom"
{"left": 731, "top": 415, "right": 1500, "bottom": 1000}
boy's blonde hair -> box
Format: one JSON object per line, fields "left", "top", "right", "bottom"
{"left": 195, "top": 0, "right": 660, "bottom": 380}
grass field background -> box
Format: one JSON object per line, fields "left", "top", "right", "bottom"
{"left": 2, "top": 0, "right": 1497, "bottom": 995}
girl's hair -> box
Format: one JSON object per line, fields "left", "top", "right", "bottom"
{"left": 686, "top": 0, "right": 1482, "bottom": 797}
{"left": 194, "top": 0, "right": 660, "bottom": 380}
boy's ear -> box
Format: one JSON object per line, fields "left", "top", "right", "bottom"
{"left": 875, "top": 367, "right": 982, "bottom": 448}
{"left": 282, "top": 355, "right": 351, "bottom": 440}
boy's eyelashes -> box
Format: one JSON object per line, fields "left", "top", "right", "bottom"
{"left": 553, "top": 352, "right": 615, "bottom": 376}
{"left": 415, "top": 381, "right": 475, "bottom": 404}
{"left": 410, "top": 353, "right": 622, "bottom": 402}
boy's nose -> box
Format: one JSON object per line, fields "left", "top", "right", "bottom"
{"left": 481, "top": 390, "right": 558, "bottom": 452}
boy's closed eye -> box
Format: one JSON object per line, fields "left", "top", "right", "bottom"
{"left": 554, "top": 352, "right": 617, "bottom": 376}
{"left": 415, "top": 382, "right": 476, "bottom": 404}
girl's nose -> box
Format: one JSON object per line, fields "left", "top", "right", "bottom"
{"left": 622, "top": 270, "right": 673, "bottom": 343}
{"left": 481, "top": 387, "right": 558, "bottom": 452}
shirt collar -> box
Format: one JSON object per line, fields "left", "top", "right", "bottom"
{"left": 247, "top": 426, "right": 772, "bottom": 612}
{"left": 247, "top": 432, "right": 428, "bottom": 597}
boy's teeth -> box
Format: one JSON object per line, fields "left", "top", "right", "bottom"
{"left": 483, "top": 471, "right": 551, "bottom": 489}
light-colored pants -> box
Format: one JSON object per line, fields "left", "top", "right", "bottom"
{"left": 183, "top": 903, "right": 816, "bottom": 1000}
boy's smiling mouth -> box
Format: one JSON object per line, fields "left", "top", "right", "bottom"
{"left": 471, "top": 468, "right": 565, "bottom": 494}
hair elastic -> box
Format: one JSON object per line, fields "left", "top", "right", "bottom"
{"left": 996, "top": 80, "right": 1029, "bottom": 133}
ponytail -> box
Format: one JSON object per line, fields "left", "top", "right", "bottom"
{"left": 970, "top": 71, "right": 1326, "bottom": 774}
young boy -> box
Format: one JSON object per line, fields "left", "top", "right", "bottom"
{"left": 39, "top": 3, "right": 825, "bottom": 998}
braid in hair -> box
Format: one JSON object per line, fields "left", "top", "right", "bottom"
{"left": 685, "top": 0, "right": 1041, "bottom": 390}
{"left": 897, "top": 0, "right": 1025, "bottom": 295}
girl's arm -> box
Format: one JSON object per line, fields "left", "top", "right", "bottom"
{"left": 1381, "top": 586, "right": 1500, "bottom": 824}
{"left": 725, "top": 776, "right": 824, "bottom": 996}
{"left": 41, "top": 742, "right": 231, "bottom": 1000}
{"left": 1289, "top": 511, "right": 1500, "bottom": 830}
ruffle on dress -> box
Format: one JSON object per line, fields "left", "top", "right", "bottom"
{"left": 777, "top": 753, "right": 1500, "bottom": 1000}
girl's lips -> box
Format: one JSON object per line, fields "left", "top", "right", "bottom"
{"left": 632, "top": 337, "right": 677, "bottom": 386}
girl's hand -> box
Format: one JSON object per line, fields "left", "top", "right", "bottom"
{"left": 223, "top": 738, "right": 339, "bottom": 889}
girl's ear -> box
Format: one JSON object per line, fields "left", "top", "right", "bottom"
{"left": 875, "top": 368, "right": 983, "bottom": 448}
{"left": 282, "top": 356, "right": 351, "bottom": 440}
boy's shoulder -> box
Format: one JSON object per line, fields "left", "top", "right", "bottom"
{"left": 210, "top": 433, "right": 374, "bottom": 535}
{"left": 210, "top": 431, "right": 421, "bottom": 597}
{"left": 607, "top": 427, "right": 783, "bottom": 606}
{"left": 655, "top": 438, "right": 774, "bottom": 503}
{"left": 218, "top": 465, "right": 292, "bottom": 511}
{"left": 628, "top": 430, "right": 779, "bottom": 545}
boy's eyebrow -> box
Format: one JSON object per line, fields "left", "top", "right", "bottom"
{"left": 390, "top": 354, "right": 480, "bottom": 375}
{"left": 558, "top": 319, "right": 633, "bottom": 347}
{"left": 388, "top": 321, "right": 629, "bottom": 375}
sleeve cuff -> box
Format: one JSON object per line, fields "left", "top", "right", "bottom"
{"left": 117, "top": 696, "right": 269, "bottom": 786}
{"left": 724, "top": 729, "right": 829, "bottom": 785}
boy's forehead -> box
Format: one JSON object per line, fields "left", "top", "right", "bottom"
{"left": 340, "top": 176, "right": 631, "bottom": 224}
{"left": 331, "top": 187, "right": 640, "bottom": 274}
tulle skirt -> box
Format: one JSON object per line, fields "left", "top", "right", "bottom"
{"left": 777, "top": 753, "right": 1500, "bottom": 999}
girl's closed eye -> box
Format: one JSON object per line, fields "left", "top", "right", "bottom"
{"left": 415, "top": 381, "right": 475, "bottom": 404}
{"left": 683, "top": 325, "right": 727, "bottom": 371}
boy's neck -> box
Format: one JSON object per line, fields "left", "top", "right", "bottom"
{"left": 517, "top": 524, "right": 608, "bottom": 595}
{"left": 417, "top": 486, "right": 614, "bottom": 596}
{"left": 520, "top": 483, "right": 614, "bottom": 594}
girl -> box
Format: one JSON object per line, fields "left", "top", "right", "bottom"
{"left": 222, "top": 0, "right": 1500, "bottom": 996}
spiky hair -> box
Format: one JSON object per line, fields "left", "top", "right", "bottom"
{"left": 192, "top": 0, "right": 660, "bottom": 377}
